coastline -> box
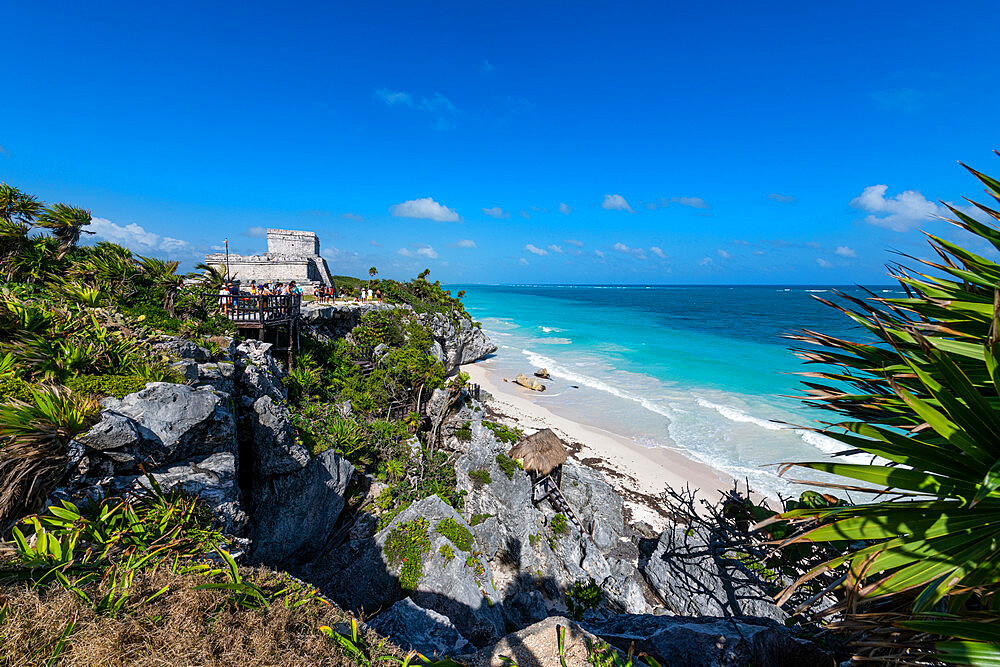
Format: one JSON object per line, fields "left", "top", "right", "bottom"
{"left": 461, "top": 359, "right": 742, "bottom": 532}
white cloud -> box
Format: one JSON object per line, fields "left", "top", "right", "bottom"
{"left": 455, "top": 239, "right": 476, "bottom": 248}
{"left": 525, "top": 243, "right": 548, "bottom": 256}
{"left": 699, "top": 257, "right": 713, "bottom": 266}
{"left": 397, "top": 244, "right": 439, "bottom": 259}
{"left": 650, "top": 246, "right": 666, "bottom": 258}
{"left": 519, "top": 257, "right": 529, "bottom": 266}
{"left": 594, "top": 249, "right": 605, "bottom": 259}
{"left": 565, "top": 239, "right": 584, "bottom": 247}
{"left": 520, "top": 210, "right": 530, "bottom": 219}
{"left": 242, "top": 226, "right": 266, "bottom": 238}
{"left": 89, "top": 217, "right": 191, "bottom": 256}
{"left": 342, "top": 212, "right": 364, "bottom": 221}
{"left": 482, "top": 206, "right": 508, "bottom": 219}
{"left": 613, "top": 242, "right": 646, "bottom": 259}
{"left": 559, "top": 202, "right": 571, "bottom": 215}
{"left": 369, "top": 239, "right": 382, "bottom": 247}
{"left": 670, "top": 196, "right": 709, "bottom": 209}
{"left": 547, "top": 244, "right": 563, "bottom": 254}
{"left": 717, "top": 249, "right": 731, "bottom": 259}
{"left": 390, "top": 197, "right": 460, "bottom": 222}
{"left": 767, "top": 193, "right": 795, "bottom": 203}
{"left": 602, "top": 194, "right": 633, "bottom": 212}
{"left": 834, "top": 246, "right": 857, "bottom": 257}
{"left": 419, "top": 92, "right": 456, "bottom": 115}
{"left": 817, "top": 258, "right": 832, "bottom": 268}
{"left": 375, "top": 88, "right": 413, "bottom": 106}
{"left": 851, "top": 184, "right": 946, "bottom": 232}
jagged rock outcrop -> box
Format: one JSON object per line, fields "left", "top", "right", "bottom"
{"left": 316, "top": 494, "right": 505, "bottom": 648}
{"left": 584, "top": 614, "right": 835, "bottom": 667}
{"left": 367, "top": 598, "right": 472, "bottom": 657}
{"left": 463, "top": 616, "right": 604, "bottom": 667}
{"left": 642, "top": 524, "right": 785, "bottom": 621}
{"left": 98, "top": 383, "right": 237, "bottom": 464}
{"left": 234, "top": 339, "right": 286, "bottom": 403}
{"left": 420, "top": 312, "right": 497, "bottom": 372}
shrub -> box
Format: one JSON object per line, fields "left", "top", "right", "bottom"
{"left": 121, "top": 303, "right": 181, "bottom": 333}
{"left": 439, "top": 543, "right": 455, "bottom": 562}
{"left": 383, "top": 518, "right": 431, "bottom": 590}
{"left": 495, "top": 452, "right": 522, "bottom": 479}
{"left": 0, "top": 376, "right": 33, "bottom": 402}
{"left": 65, "top": 374, "right": 147, "bottom": 398}
{"left": 484, "top": 421, "right": 521, "bottom": 445}
{"left": 468, "top": 469, "right": 492, "bottom": 486}
{"left": 566, "top": 578, "right": 603, "bottom": 620}
{"left": 435, "top": 517, "right": 474, "bottom": 552}
{"left": 454, "top": 421, "right": 472, "bottom": 441}
{"left": 550, "top": 513, "right": 568, "bottom": 535}
{"left": 470, "top": 513, "right": 492, "bottom": 526}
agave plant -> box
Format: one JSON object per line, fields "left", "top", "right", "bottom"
{"left": 0, "top": 385, "right": 99, "bottom": 530}
{"left": 766, "top": 157, "right": 1000, "bottom": 664}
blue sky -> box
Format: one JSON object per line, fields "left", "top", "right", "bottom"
{"left": 2, "top": 1, "right": 999, "bottom": 284}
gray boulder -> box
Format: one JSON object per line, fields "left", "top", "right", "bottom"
{"left": 235, "top": 339, "right": 286, "bottom": 403}
{"left": 560, "top": 463, "right": 625, "bottom": 552}
{"left": 642, "top": 525, "right": 785, "bottom": 621}
{"left": 367, "top": 598, "right": 472, "bottom": 657}
{"left": 196, "top": 362, "right": 236, "bottom": 394}
{"left": 152, "top": 338, "right": 210, "bottom": 363}
{"left": 321, "top": 495, "right": 504, "bottom": 648}
{"left": 464, "top": 616, "right": 606, "bottom": 667}
{"left": 585, "top": 614, "right": 835, "bottom": 667}
{"left": 249, "top": 448, "right": 354, "bottom": 565}
{"left": 250, "top": 395, "right": 309, "bottom": 475}
{"left": 419, "top": 312, "right": 496, "bottom": 372}
{"left": 97, "top": 383, "right": 236, "bottom": 466}
{"left": 116, "top": 452, "right": 246, "bottom": 535}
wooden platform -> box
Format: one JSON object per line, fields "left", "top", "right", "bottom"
{"left": 200, "top": 293, "right": 302, "bottom": 364}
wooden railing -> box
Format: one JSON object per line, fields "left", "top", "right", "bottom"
{"left": 199, "top": 293, "right": 302, "bottom": 325}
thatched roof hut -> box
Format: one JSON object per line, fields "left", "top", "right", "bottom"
{"left": 508, "top": 428, "right": 568, "bottom": 476}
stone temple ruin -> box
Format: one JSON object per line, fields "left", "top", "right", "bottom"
{"left": 205, "top": 228, "right": 334, "bottom": 288}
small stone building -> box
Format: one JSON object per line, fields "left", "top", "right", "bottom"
{"left": 205, "top": 229, "right": 334, "bottom": 288}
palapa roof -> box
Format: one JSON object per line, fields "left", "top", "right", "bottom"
{"left": 508, "top": 428, "right": 568, "bottom": 476}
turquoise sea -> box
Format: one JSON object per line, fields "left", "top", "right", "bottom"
{"left": 451, "top": 284, "right": 898, "bottom": 500}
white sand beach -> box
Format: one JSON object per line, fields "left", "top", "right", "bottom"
{"left": 461, "top": 361, "right": 742, "bottom": 532}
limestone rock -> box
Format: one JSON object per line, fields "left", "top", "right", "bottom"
{"left": 514, "top": 373, "right": 545, "bottom": 391}
{"left": 367, "top": 598, "right": 472, "bottom": 658}
{"left": 235, "top": 339, "right": 286, "bottom": 403}
{"left": 116, "top": 452, "right": 246, "bottom": 536}
{"left": 464, "top": 616, "right": 605, "bottom": 667}
{"left": 320, "top": 495, "right": 505, "bottom": 648}
{"left": 196, "top": 362, "right": 236, "bottom": 394}
{"left": 642, "top": 525, "right": 785, "bottom": 621}
{"left": 419, "top": 312, "right": 497, "bottom": 373}
{"left": 585, "top": 614, "right": 835, "bottom": 667}
{"left": 152, "top": 338, "right": 211, "bottom": 363}
{"left": 250, "top": 395, "right": 309, "bottom": 476}
{"left": 534, "top": 368, "right": 550, "bottom": 379}
{"left": 249, "top": 448, "right": 354, "bottom": 565}
{"left": 99, "top": 383, "right": 236, "bottom": 465}
{"left": 560, "top": 464, "right": 625, "bottom": 552}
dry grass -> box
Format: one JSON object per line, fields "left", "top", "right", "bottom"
{"left": 0, "top": 567, "right": 408, "bottom": 667}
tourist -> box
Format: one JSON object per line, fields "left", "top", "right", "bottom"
{"left": 290, "top": 280, "right": 302, "bottom": 297}
{"left": 218, "top": 282, "right": 231, "bottom": 315}
{"left": 367, "top": 287, "right": 373, "bottom": 301}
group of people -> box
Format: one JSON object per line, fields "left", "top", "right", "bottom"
{"left": 314, "top": 285, "right": 383, "bottom": 303}
{"left": 216, "top": 280, "right": 303, "bottom": 316}
{"left": 242, "top": 280, "right": 303, "bottom": 296}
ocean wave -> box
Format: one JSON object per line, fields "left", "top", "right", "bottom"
{"left": 537, "top": 337, "right": 572, "bottom": 345}
{"left": 520, "top": 348, "right": 675, "bottom": 421}
{"left": 696, "top": 398, "right": 786, "bottom": 431}
{"left": 540, "top": 326, "right": 564, "bottom": 333}
{"left": 805, "top": 289, "right": 828, "bottom": 293}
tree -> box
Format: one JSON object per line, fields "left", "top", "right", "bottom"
{"left": 35, "top": 203, "right": 93, "bottom": 259}
{"left": 369, "top": 266, "right": 378, "bottom": 279}
{"left": 189, "top": 262, "right": 229, "bottom": 291}
{"left": 136, "top": 256, "right": 184, "bottom": 317}
{"left": 0, "top": 183, "right": 43, "bottom": 225}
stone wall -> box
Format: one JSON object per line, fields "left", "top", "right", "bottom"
{"left": 266, "top": 229, "right": 319, "bottom": 256}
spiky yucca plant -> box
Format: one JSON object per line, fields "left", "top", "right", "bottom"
{"left": 0, "top": 386, "right": 99, "bottom": 530}
{"left": 768, "top": 156, "right": 1000, "bottom": 665}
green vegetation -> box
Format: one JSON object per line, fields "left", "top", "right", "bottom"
{"left": 454, "top": 420, "right": 472, "bottom": 441}
{"left": 566, "top": 578, "right": 603, "bottom": 621}
{"left": 468, "top": 468, "right": 492, "bottom": 486}
{"left": 495, "top": 452, "right": 523, "bottom": 479}
{"left": 335, "top": 269, "right": 472, "bottom": 321}
{"left": 483, "top": 420, "right": 522, "bottom": 444}
{"left": 469, "top": 512, "right": 493, "bottom": 526}
{"left": 763, "top": 159, "right": 1000, "bottom": 664}
{"left": 435, "top": 517, "right": 474, "bottom": 552}
{"left": 383, "top": 517, "right": 432, "bottom": 590}
{"left": 550, "top": 513, "right": 568, "bottom": 535}
{"left": 439, "top": 543, "right": 455, "bottom": 562}
{"left": 64, "top": 373, "right": 148, "bottom": 399}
